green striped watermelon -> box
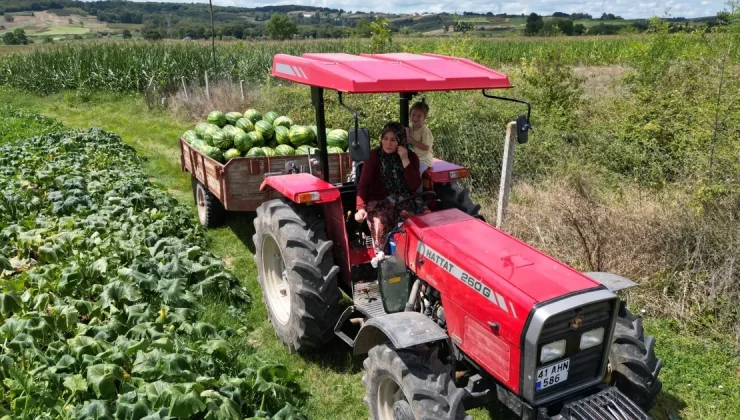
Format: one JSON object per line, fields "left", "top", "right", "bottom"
{"left": 234, "top": 132, "right": 253, "bottom": 152}
{"left": 246, "top": 131, "right": 264, "bottom": 147}
{"left": 211, "top": 130, "right": 232, "bottom": 149}
{"left": 261, "top": 147, "right": 276, "bottom": 157}
{"left": 225, "top": 112, "right": 243, "bottom": 125}
{"left": 244, "top": 109, "right": 262, "bottom": 124}
{"left": 273, "top": 116, "right": 293, "bottom": 129}
{"left": 236, "top": 118, "right": 254, "bottom": 133}
{"left": 274, "top": 126, "right": 291, "bottom": 146}
{"left": 327, "top": 146, "right": 345, "bottom": 154}
{"left": 246, "top": 147, "right": 266, "bottom": 157}
{"left": 295, "top": 145, "right": 318, "bottom": 155}
{"left": 327, "top": 129, "right": 348, "bottom": 150}
{"left": 203, "top": 126, "right": 221, "bottom": 146}
{"left": 195, "top": 122, "right": 210, "bottom": 138}
{"left": 182, "top": 130, "right": 198, "bottom": 144}
{"left": 275, "top": 144, "right": 295, "bottom": 156}
{"left": 223, "top": 148, "right": 241, "bottom": 161}
{"left": 255, "top": 120, "right": 275, "bottom": 140}
{"left": 289, "top": 125, "right": 315, "bottom": 147}
{"left": 207, "top": 111, "right": 227, "bottom": 128}
{"left": 263, "top": 111, "right": 279, "bottom": 125}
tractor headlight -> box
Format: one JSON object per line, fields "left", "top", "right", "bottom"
{"left": 579, "top": 327, "right": 605, "bottom": 350}
{"left": 540, "top": 339, "right": 566, "bottom": 363}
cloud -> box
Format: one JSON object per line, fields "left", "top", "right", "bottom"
{"left": 127, "top": 0, "right": 725, "bottom": 18}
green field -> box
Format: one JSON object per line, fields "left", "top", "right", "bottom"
{"left": 30, "top": 25, "right": 90, "bottom": 36}
{"left": 0, "top": 15, "right": 738, "bottom": 418}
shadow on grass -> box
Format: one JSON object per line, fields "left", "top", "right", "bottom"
{"left": 226, "top": 210, "right": 258, "bottom": 253}
{"left": 651, "top": 390, "right": 688, "bottom": 420}
{"left": 301, "top": 336, "right": 364, "bottom": 375}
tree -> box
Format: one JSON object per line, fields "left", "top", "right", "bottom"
{"left": 355, "top": 18, "right": 372, "bottom": 37}
{"left": 370, "top": 17, "right": 392, "bottom": 53}
{"left": 2, "top": 32, "right": 17, "bottom": 45}
{"left": 4, "top": 14, "right": 14, "bottom": 23}
{"left": 267, "top": 13, "right": 297, "bottom": 40}
{"left": 525, "top": 13, "right": 543, "bottom": 35}
{"left": 3, "top": 28, "right": 28, "bottom": 45}
{"left": 122, "top": 29, "right": 132, "bottom": 39}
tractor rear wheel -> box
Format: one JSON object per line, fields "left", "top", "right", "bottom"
{"left": 435, "top": 182, "right": 484, "bottom": 221}
{"left": 253, "top": 198, "right": 342, "bottom": 353}
{"left": 363, "top": 344, "right": 470, "bottom": 420}
{"left": 607, "top": 305, "right": 663, "bottom": 410}
{"left": 192, "top": 176, "right": 225, "bottom": 228}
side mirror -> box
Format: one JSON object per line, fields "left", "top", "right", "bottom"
{"left": 349, "top": 128, "right": 371, "bottom": 161}
{"left": 516, "top": 114, "right": 531, "bottom": 144}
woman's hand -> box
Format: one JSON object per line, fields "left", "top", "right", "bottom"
{"left": 355, "top": 209, "right": 367, "bottom": 222}
{"left": 397, "top": 145, "right": 409, "bottom": 162}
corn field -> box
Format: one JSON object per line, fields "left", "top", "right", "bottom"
{"left": 0, "top": 36, "right": 670, "bottom": 94}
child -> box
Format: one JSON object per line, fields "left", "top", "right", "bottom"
{"left": 407, "top": 101, "right": 434, "bottom": 190}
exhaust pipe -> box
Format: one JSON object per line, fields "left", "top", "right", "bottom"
{"left": 405, "top": 279, "right": 422, "bottom": 312}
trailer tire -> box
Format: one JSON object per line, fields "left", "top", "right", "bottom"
{"left": 253, "top": 198, "right": 342, "bottom": 353}
{"left": 363, "top": 344, "right": 470, "bottom": 420}
{"left": 608, "top": 305, "right": 663, "bottom": 410}
{"left": 435, "top": 182, "right": 484, "bottom": 222}
{"left": 192, "top": 176, "right": 225, "bottom": 228}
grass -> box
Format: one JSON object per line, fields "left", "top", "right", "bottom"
{"left": 0, "top": 87, "right": 738, "bottom": 420}
{"left": 30, "top": 25, "right": 90, "bottom": 36}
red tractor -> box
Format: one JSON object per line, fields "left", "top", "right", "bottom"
{"left": 234, "top": 53, "right": 662, "bottom": 419}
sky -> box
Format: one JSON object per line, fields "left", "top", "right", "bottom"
{"left": 127, "top": 0, "right": 727, "bottom": 19}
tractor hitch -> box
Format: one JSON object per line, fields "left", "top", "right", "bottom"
{"left": 538, "top": 387, "right": 651, "bottom": 420}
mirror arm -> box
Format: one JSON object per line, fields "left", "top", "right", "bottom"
{"left": 481, "top": 90, "right": 532, "bottom": 132}
{"left": 338, "top": 92, "right": 361, "bottom": 151}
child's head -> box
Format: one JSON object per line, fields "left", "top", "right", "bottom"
{"left": 410, "top": 101, "right": 429, "bottom": 126}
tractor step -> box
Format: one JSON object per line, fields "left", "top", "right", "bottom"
{"left": 549, "top": 387, "right": 651, "bottom": 420}
{"left": 353, "top": 280, "right": 387, "bottom": 319}
{"left": 334, "top": 306, "right": 358, "bottom": 347}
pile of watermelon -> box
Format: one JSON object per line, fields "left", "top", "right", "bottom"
{"left": 181, "top": 109, "right": 349, "bottom": 163}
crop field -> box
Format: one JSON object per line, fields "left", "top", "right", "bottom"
{"left": 0, "top": 12, "right": 738, "bottom": 420}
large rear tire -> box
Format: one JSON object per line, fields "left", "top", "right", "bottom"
{"left": 253, "top": 198, "right": 342, "bottom": 353}
{"left": 435, "top": 182, "right": 484, "bottom": 221}
{"left": 192, "top": 176, "right": 225, "bottom": 228}
{"left": 363, "top": 344, "right": 470, "bottom": 420}
{"left": 607, "top": 305, "right": 663, "bottom": 410}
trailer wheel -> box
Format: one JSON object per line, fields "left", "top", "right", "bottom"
{"left": 435, "top": 182, "right": 484, "bottom": 221}
{"left": 192, "top": 176, "right": 225, "bottom": 228}
{"left": 607, "top": 305, "right": 663, "bottom": 410}
{"left": 363, "top": 344, "right": 470, "bottom": 420}
{"left": 253, "top": 198, "right": 341, "bottom": 353}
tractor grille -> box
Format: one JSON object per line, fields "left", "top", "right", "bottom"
{"left": 560, "top": 387, "right": 650, "bottom": 420}
{"left": 535, "top": 300, "right": 614, "bottom": 401}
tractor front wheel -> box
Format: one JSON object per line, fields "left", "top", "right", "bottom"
{"left": 363, "top": 344, "right": 470, "bottom": 420}
{"left": 253, "top": 198, "right": 342, "bottom": 353}
{"left": 607, "top": 305, "right": 663, "bottom": 410}
{"left": 435, "top": 182, "right": 484, "bottom": 221}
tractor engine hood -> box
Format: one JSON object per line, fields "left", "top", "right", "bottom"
{"left": 402, "top": 209, "right": 601, "bottom": 346}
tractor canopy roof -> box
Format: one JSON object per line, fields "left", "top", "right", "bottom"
{"left": 271, "top": 53, "right": 512, "bottom": 94}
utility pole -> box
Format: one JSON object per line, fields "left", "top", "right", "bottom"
{"left": 209, "top": 0, "right": 217, "bottom": 78}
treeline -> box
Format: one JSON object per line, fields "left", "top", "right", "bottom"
{"left": 523, "top": 12, "right": 725, "bottom": 36}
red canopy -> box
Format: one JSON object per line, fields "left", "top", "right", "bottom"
{"left": 270, "top": 52, "right": 512, "bottom": 93}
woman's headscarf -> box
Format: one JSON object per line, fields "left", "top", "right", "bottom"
{"left": 378, "top": 122, "right": 413, "bottom": 201}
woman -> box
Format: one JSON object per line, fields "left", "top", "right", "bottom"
{"left": 355, "top": 122, "right": 424, "bottom": 264}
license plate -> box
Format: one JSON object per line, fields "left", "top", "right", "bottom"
{"left": 536, "top": 358, "right": 570, "bottom": 391}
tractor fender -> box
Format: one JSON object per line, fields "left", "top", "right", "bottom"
{"left": 259, "top": 173, "right": 340, "bottom": 204}
{"left": 583, "top": 272, "right": 639, "bottom": 292}
{"left": 353, "top": 312, "right": 448, "bottom": 356}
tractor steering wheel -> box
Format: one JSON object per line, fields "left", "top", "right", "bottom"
{"left": 393, "top": 191, "right": 437, "bottom": 215}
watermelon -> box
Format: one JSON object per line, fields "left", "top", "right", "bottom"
{"left": 211, "top": 130, "right": 232, "bottom": 150}
{"left": 246, "top": 131, "right": 264, "bottom": 148}
{"left": 327, "top": 146, "right": 345, "bottom": 154}
{"left": 265, "top": 137, "right": 278, "bottom": 149}
{"left": 244, "top": 109, "right": 262, "bottom": 124}
{"left": 308, "top": 125, "right": 318, "bottom": 137}
{"left": 203, "top": 126, "right": 221, "bottom": 146}
{"left": 222, "top": 125, "right": 244, "bottom": 142}
{"left": 203, "top": 145, "right": 224, "bottom": 163}
{"left": 246, "top": 147, "right": 266, "bottom": 157}
{"left": 274, "top": 126, "right": 291, "bottom": 146}
{"left": 225, "top": 112, "right": 243, "bottom": 125}
{"left": 223, "top": 148, "right": 241, "bottom": 161}
{"left": 233, "top": 132, "right": 253, "bottom": 152}
{"left": 207, "top": 111, "right": 227, "bottom": 128}
{"left": 192, "top": 139, "right": 208, "bottom": 151}
{"left": 327, "top": 129, "right": 349, "bottom": 150}
{"left": 289, "top": 125, "right": 316, "bottom": 147}
{"left": 263, "top": 111, "right": 279, "bottom": 125}
{"left": 273, "top": 116, "right": 293, "bottom": 129}
{"left": 255, "top": 120, "right": 275, "bottom": 140}
{"left": 182, "top": 130, "right": 198, "bottom": 144}
{"left": 235, "top": 118, "right": 254, "bottom": 133}
{"left": 295, "top": 145, "right": 318, "bottom": 155}
{"left": 261, "top": 147, "right": 276, "bottom": 157}
{"left": 195, "top": 122, "right": 210, "bottom": 138}
{"left": 275, "top": 144, "right": 295, "bottom": 156}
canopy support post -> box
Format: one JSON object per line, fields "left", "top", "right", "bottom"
{"left": 311, "top": 86, "right": 330, "bottom": 182}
